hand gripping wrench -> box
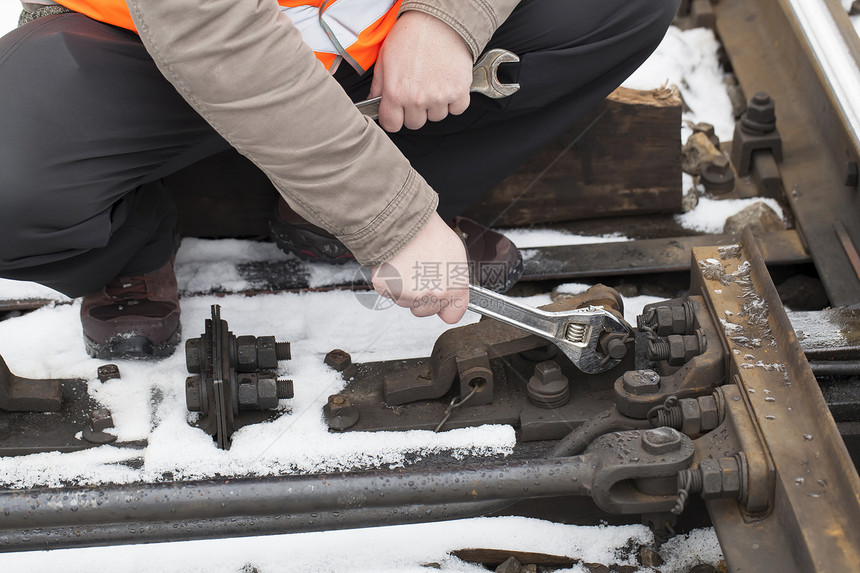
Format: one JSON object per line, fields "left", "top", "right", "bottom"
{"left": 356, "top": 48, "right": 520, "bottom": 119}
{"left": 467, "top": 284, "right": 633, "bottom": 375}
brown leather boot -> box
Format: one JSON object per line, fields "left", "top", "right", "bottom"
{"left": 269, "top": 199, "right": 356, "bottom": 264}
{"left": 270, "top": 200, "right": 523, "bottom": 292}
{"left": 80, "top": 256, "right": 181, "bottom": 359}
{"left": 452, "top": 216, "right": 524, "bottom": 293}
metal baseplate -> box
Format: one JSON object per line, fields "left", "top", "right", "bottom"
{"left": 0, "top": 361, "right": 141, "bottom": 456}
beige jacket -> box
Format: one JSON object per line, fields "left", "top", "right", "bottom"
{"left": 126, "top": 0, "right": 519, "bottom": 266}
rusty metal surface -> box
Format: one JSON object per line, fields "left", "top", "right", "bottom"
{"left": 691, "top": 231, "right": 860, "bottom": 573}
{"left": 521, "top": 230, "right": 809, "bottom": 281}
{"left": 715, "top": 0, "right": 860, "bottom": 306}
{"left": 0, "top": 354, "right": 62, "bottom": 413}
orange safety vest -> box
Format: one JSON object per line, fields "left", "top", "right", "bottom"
{"left": 54, "top": 0, "right": 401, "bottom": 73}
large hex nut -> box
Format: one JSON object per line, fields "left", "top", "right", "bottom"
{"left": 255, "top": 336, "right": 280, "bottom": 370}
{"left": 237, "top": 374, "right": 260, "bottom": 408}
{"left": 680, "top": 398, "right": 702, "bottom": 436}
{"left": 743, "top": 92, "right": 776, "bottom": 132}
{"left": 667, "top": 335, "right": 688, "bottom": 366}
{"left": 698, "top": 395, "right": 720, "bottom": 430}
{"left": 236, "top": 335, "right": 259, "bottom": 372}
{"left": 719, "top": 457, "right": 742, "bottom": 499}
{"left": 256, "top": 375, "right": 279, "bottom": 410}
{"left": 324, "top": 349, "right": 352, "bottom": 372}
{"left": 699, "top": 458, "right": 723, "bottom": 499}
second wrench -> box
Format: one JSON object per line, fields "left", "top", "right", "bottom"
{"left": 355, "top": 48, "right": 520, "bottom": 119}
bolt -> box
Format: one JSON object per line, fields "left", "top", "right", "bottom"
{"left": 699, "top": 458, "right": 723, "bottom": 498}
{"left": 638, "top": 302, "right": 694, "bottom": 336}
{"left": 644, "top": 428, "right": 683, "bottom": 453}
{"left": 237, "top": 375, "right": 259, "bottom": 408}
{"left": 255, "top": 336, "right": 279, "bottom": 370}
{"left": 622, "top": 370, "right": 660, "bottom": 395}
{"left": 527, "top": 360, "right": 570, "bottom": 408}
{"left": 700, "top": 160, "right": 735, "bottom": 194}
{"left": 698, "top": 394, "right": 720, "bottom": 430}
{"left": 324, "top": 349, "right": 352, "bottom": 372}
{"left": 600, "top": 333, "right": 628, "bottom": 360}
{"left": 324, "top": 393, "right": 359, "bottom": 431}
{"left": 97, "top": 364, "right": 121, "bottom": 382}
{"left": 641, "top": 427, "right": 683, "bottom": 455}
{"left": 647, "top": 339, "right": 671, "bottom": 362}
{"left": 235, "top": 335, "right": 259, "bottom": 372}
{"left": 277, "top": 378, "right": 294, "bottom": 399}
{"left": 89, "top": 408, "right": 114, "bottom": 432}
{"left": 276, "top": 342, "right": 291, "bottom": 360}
{"left": 741, "top": 92, "right": 776, "bottom": 134}
{"left": 256, "top": 375, "right": 279, "bottom": 410}
{"left": 647, "top": 332, "right": 706, "bottom": 366}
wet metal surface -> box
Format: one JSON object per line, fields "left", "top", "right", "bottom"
{"left": 716, "top": 0, "right": 860, "bottom": 306}
{"left": 693, "top": 230, "right": 860, "bottom": 573}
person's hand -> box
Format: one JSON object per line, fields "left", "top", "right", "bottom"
{"left": 369, "top": 11, "right": 473, "bottom": 132}
{"left": 371, "top": 212, "right": 469, "bottom": 324}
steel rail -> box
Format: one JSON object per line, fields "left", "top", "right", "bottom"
{"left": 716, "top": 0, "right": 860, "bottom": 306}
{"left": 692, "top": 229, "right": 860, "bottom": 573}
{"left": 785, "top": 0, "right": 860, "bottom": 156}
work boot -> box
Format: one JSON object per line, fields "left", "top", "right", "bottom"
{"left": 452, "top": 216, "right": 524, "bottom": 294}
{"left": 80, "top": 256, "right": 181, "bottom": 360}
{"left": 269, "top": 200, "right": 356, "bottom": 264}
{"left": 270, "top": 200, "right": 523, "bottom": 292}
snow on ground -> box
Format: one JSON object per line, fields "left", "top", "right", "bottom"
{"left": 0, "top": 8, "right": 731, "bottom": 572}
{"left": 624, "top": 26, "right": 735, "bottom": 144}
{"left": 676, "top": 196, "right": 785, "bottom": 234}
{"left": 0, "top": 517, "right": 723, "bottom": 573}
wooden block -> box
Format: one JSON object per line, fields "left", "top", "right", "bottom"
{"left": 167, "top": 87, "right": 682, "bottom": 237}
{"left": 463, "top": 86, "right": 683, "bottom": 227}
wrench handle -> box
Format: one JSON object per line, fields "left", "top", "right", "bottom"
{"left": 467, "top": 284, "right": 563, "bottom": 343}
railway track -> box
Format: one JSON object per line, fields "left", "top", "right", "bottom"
{"left": 1, "top": 1, "right": 860, "bottom": 571}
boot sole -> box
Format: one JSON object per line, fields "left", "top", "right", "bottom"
{"left": 269, "top": 219, "right": 355, "bottom": 265}
{"left": 84, "top": 326, "right": 182, "bottom": 360}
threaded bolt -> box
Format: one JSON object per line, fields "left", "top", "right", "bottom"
{"left": 647, "top": 339, "right": 671, "bottom": 361}
{"left": 277, "top": 378, "right": 294, "bottom": 399}
{"left": 276, "top": 342, "right": 291, "bottom": 361}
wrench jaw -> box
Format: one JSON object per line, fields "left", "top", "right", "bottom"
{"left": 559, "top": 309, "right": 633, "bottom": 375}
{"left": 471, "top": 48, "right": 521, "bottom": 99}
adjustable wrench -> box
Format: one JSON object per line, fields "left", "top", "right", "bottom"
{"left": 356, "top": 48, "right": 520, "bottom": 119}
{"left": 467, "top": 284, "right": 632, "bottom": 375}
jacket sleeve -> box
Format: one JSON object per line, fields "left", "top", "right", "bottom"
{"left": 126, "top": 0, "right": 438, "bottom": 267}
{"left": 399, "top": 0, "right": 520, "bottom": 60}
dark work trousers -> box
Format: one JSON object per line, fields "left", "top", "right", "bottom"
{"left": 0, "top": 0, "right": 680, "bottom": 297}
